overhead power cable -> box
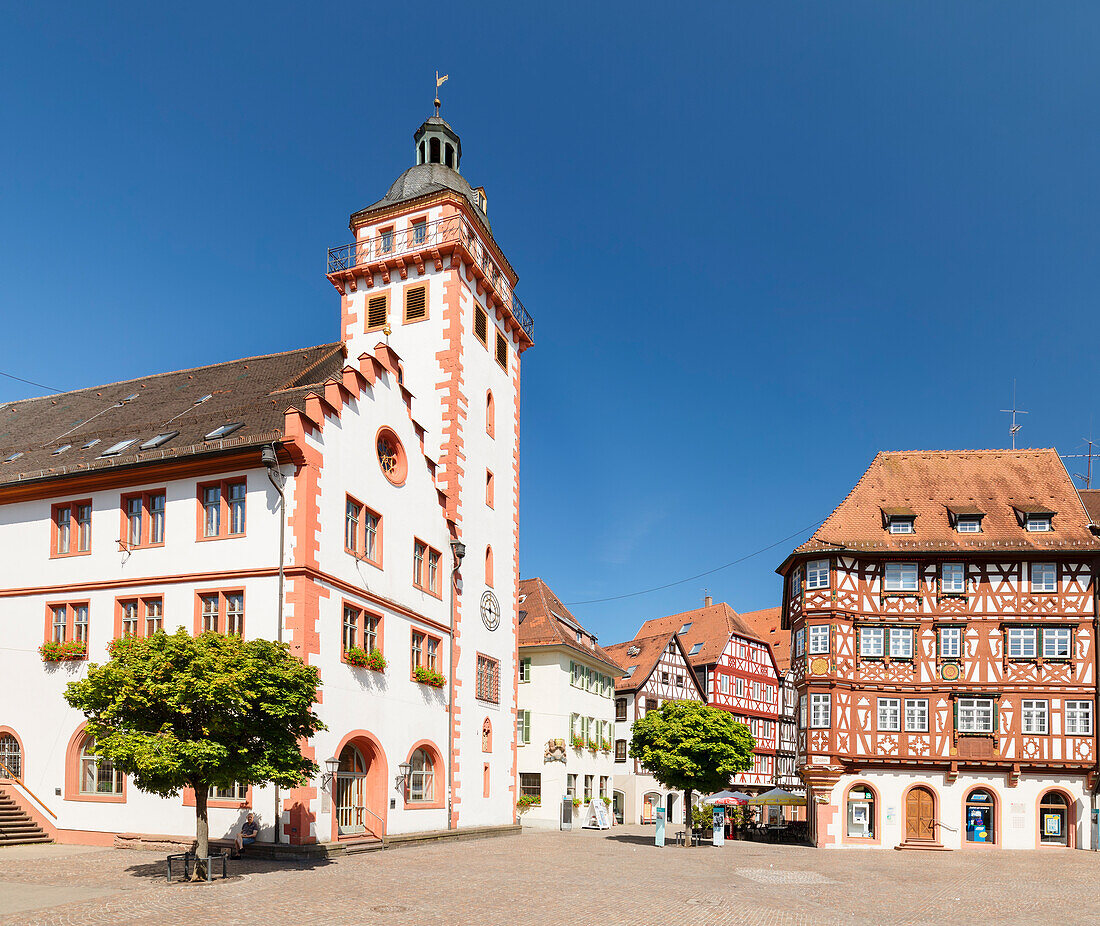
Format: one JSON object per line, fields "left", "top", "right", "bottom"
{"left": 564, "top": 517, "right": 828, "bottom": 606}
{"left": 0, "top": 369, "right": 64, "bottom": 394}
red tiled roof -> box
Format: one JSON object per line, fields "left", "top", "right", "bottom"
{"left": 604, "top": 631, "right": 677, "bottom": 693}
{"left": 517, "top": 577, "right": 621, "bottom": 671}
{"left": 636, "top": 602, "right": 761, "bottom": 667}
{"left": 738, "top": 607, "right": 788, "bottom": 673}
{"left": 791, "top": 450, "right": 1100, "bottom": 558}
{"left": 1081, "top": 489, "right": 1100, "bottom": 526}
{"left": 0, "top": 343, "right": 346, "bottom": 487}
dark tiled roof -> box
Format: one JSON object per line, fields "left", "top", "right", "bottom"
{"left": 604, "top": 631, "right": 678, "bottom": 694}
{"left": 792, "top": 449, "right": 1100, "bottom": 557}
{"left": 738, "top": 607, "right": 788, "bottom": 673}
{"left": 0, "top": 343, "right": 345, "bottom": 487}
{"left": 636, "top": 602, "right": 761, "bottom": 667}
{"left": 517, "top": 577, "right": 621, "bottom": 670}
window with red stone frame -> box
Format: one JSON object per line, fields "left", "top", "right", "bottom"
{"left": 476, "top": 654, "right": 500, "bottom": 704}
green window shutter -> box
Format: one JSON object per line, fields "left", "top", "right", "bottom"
{"left": 952, "top": 699, "right": 958, "bottom": 731}
{"left": 570, "top": 661, "right": 576, "bottom": 686}
{"left": 570, "top": 713, "right": 577, "bottom": 739}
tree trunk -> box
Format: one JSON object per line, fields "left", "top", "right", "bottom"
{"left": 192, "top": 783, "right": 209, "bottom": 881}
{"left": 683, "top": 788, "right": 693, "bottom": 849}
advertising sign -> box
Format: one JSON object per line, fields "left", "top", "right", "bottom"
{"left": 655, "top": 806, "right": 666, "bottom": 847}
{"left": 1044, "top": 813, "right": 1062, "bottom": 837}
{"left": 583, "top": 800, "right": 611, "bottom": 830}
{"left": 712, "top": 809, "right": 725, "bottom": 847}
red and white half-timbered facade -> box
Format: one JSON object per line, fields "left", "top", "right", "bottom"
{"left": 780, "top": 450, "right": 1100, "bottom": 850}
{"left": 604, "top": 632, "right": 705, "bottom": 825}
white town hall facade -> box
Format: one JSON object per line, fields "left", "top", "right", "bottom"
{"left": 0, "top": 108, "right": 531, "bottom": 847}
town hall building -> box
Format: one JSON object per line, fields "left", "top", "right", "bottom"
{"left": 0, "top": 107, "right": 532, "bottom": 848}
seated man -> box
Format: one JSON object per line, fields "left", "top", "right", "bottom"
{"left": 232, "top": 812, "right": 260, "bottom": 858}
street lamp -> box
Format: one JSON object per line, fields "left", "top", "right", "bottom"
{"left": 322, "top": 755, "right": 340, "bottom": 791}
{"left": 396, "top": 761, "right": 412, "bottom": 793}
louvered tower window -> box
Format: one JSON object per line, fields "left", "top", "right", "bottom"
{"left": 495, "top": 331, "right": 508, "bottom": 370}
{"left": 474, "top": 306, "right": 488, "bottom": 344}
{"left": 367, "top": 295, "right": 388, "bottom": 330}
{"left": 404, "top": 286, "right": 426, "bottom": 322}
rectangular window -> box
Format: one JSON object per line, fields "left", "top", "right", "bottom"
{"left": 517, "top": 711, "right": 531, "bottom": 745}
{"left": 225, "top": 593, "right": 244, "bottom": 636}
{"left": 1043, "top": 627, "right": 1071, "bottom": 659}
{"left": 495, "top": 330, "right": 508, "bottom": 370}
{"left": 74, "top": 604, "right": 89, "bottom": 643}
{"left": 428, "top": 549, "right": 439, "bottom": 593}
{"left": 1022, "top": 700, "right": 1048, "bottom": 734}
{"left": 367, "top": 294, "right": 388, "bottom": 330}
{"left": 957, "top": 697, "right": 995, "bottom": 734}
{"left": 201, "top": 594, "right": 219, "bottom": 632}
{"left": 615, "top": 697, "right": 627, "bottom": 722}
{"left": 474, "top": 305, "right": 488, "bottom": 345}
{"left": 52, "top": 604, "right": 67, "bottom": 643}
{"left": 957, "top": 516, "right": 982, "bottom": 533}
{"left": 198, "top": 479, "right": 246, "bottom": 539}
{"left": 940, "top": 562, "right": 965, "bottom": 594}
{"left": 476, "top": 654, "right": 500, "bottom": 703}
{"left": 120, "top": 600, "right": 139, "bottom": 637}
{"left": 194, "top": 590, "right": 244, "bottom": 636}
{"left": 904, "top": 699, "right": 929, "bottom": 732}
{"left": 379, "top": 226, "right": 394, "bottom": 253}
{"left": 52, "top": 500, "right": 93, "bottom": 556}
{"left": 884, "top": 562, "right": 918, "bottom": 592}
{"left": 566, "top": 774, "right": 576, "bottom": 800}
{"left": 799, "top": 694, "right": 807, "bottom": 729}
{"left": 122, "top": 490, "right": 167, "bottom": 549}
{"left": 345, "top": 499, "right": 360, "bottom": 552}
{"left": 144, "top": 599, "right": 163, "bottom": 635}
{"left": 1025, "top": 515, "right": 1052, "bottom": 532}
{"left": 519, "top": 772, "right": 540, "bottom": 799}
{"left": 149, "top": 493, "right": 165, "bottom": 544}
{"left": 1007, "top": 627, "right": 1037, "bottom": 660}
{"left": 364, "top": 613, "right": 379, "bottom": 652}
{"left": 412, "top": 218, "right": 427, "bottom": 245}
{"left": 806, "top": 559, "right": 830, "bottom": 590}
{"left": 939, "top": 626, "right": 962, "bottom": 660}
{"left": 584, "top": 775, "right": 593, "bottom": 802}
{"left": 211, "top": 782, "right": 248, "bottom": 801}
{"left": 403, "top": 285, "right": 427, "bottom": 323}
{"left": 615, "top": 739, "right": 627, "bottom": 761}
{"left": 343, "top": 606, "right": 358, "bottom": 652}
{"left": 808, "top": 625, "right": 830, "bottom": 655}
{"left": 411, "top": 631, "right": 422, "bottom": 669}
{"left": 126, "top": 496, "right": 143, "bottom": 547}
{"left": 1066, "top": 701, "right": 1093, "bottom": 736}
{"left": 413, "top": 541, "right": 425, "bottom": 588}
{"left": 1031, "top": 562, "right": 1057, "bottom": 593}
{"left": 364, "top": 509, "right": 380, "bottom": 563}
{"left": 412, "top": 540, "right": 442, "bottom": 595}
{"left": 810, "top": 693, "right": 830, "bottom": 728}
{"left": 877, "top": 698, "right": 901, "bottom": 732}
{"left": 859, "top": 626, "right": 884, "bottom": 658}
{"left": 889, "top": 628, "right": 913, "bottom": 659}
{"left": 794, "top": 628, "right": 805, "bottom": 657}
{"left": 888, "top": 518, "right": 914, "bottom": 534}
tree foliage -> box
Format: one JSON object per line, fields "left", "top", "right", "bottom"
{"left": 629, "top": 700, "right": 755, "bottom": 844}
{"left": 65, "top": 629, "right": 325, "bottom": 870}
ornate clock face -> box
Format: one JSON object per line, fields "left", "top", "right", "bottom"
{"left": 480, "top": 590, "right": 500, "bottom": 631}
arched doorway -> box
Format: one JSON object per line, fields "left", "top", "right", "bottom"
{"left": 612, "top": 790, "right": 625, "bottom": 825}
{"left": 905, "top": 785, "right": 936, "bottom": 842}
{"left": 331, "top": 734, "right": 387, "bottom": 839}
{"left": 666, "top": 792, "right": 679, "bottom": 824}
{"left": 642, "top": 791, "right": 661, "bottom": 823}
{"left": 1039, "top": 791, "right": 1071, "bottom": 847}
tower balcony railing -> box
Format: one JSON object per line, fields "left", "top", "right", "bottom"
{"left": 327, "top": 214, "right": 534, "bottom": 341}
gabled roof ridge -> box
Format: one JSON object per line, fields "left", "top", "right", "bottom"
{"left": 0, "top": 342, "right": 344, "bottom": 407}
{"left": 803, "top": 451, "right": 883, "bottom": 551}
{"left": 877, "top": 448, "right": 1058, "bottom": 455}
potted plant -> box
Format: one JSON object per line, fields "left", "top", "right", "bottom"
{"left": 345, "top": 646, "right": 387, "bottom": 672}
{"left": 600, "top": 738, "right": 612, "bottom": 754}
{"left": 572, "top": 797, "right": 581, "bottom": 809}
{"left": 413, "top": 665, "right": 446, "bottom": 688}
{"left": 571, "top": 735, "right": 585, "bottom": 750}
{"left": 39, "top": 640, "right": 88, "bottom": 662}
{"left": 517, "top": 795, "right": 541, "bottom": 811}
{"left": 602, "top": 796, "right": 611, "bottom": 807}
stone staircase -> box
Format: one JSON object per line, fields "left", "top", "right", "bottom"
{"left": 0, "top": 790, "right": 52, "bottom": 846}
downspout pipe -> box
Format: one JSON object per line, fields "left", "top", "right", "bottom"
{"left": 263, "top": 444, "right": 287, "bottom": 845}
{"left": 447, "top": 540, "right": 466, "bottom": 830}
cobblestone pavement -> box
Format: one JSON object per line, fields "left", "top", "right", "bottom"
{"left": 1, "top": 827, "right": 1097, "bottom": 926}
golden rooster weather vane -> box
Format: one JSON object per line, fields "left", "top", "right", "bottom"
{"left": 434, "top": 71, "right": 449, "bottom": 117}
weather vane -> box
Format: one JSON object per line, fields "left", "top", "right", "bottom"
{"left": 435, "top": 71, "right": 449, "bottom": 117}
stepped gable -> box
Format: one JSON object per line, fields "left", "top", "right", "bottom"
{"left": 738, "top": 606, "right": 787, "bottom": 672}
{"left": 794, "top": 449, "right": 1100, "bottom": 555}
{"left": 517, "top": 577, "right": 620, "bottom": 669}
{"left": 604, "top": 631, "right": 678, "bottom": 693}
{"left": 0, "top": 343, "right": 345, "bottom": 487}
{"left": 636, "top": 601, "right": 760, "bottom": 668}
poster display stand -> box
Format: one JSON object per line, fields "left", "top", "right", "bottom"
{"left": 583, "top": 800, "right": 611, "bottom": 830}
{"left": 655, "top": 806, "right": 666, "bottom": 847}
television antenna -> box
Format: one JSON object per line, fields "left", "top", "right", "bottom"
{"left": 999, "top": 380, "right": 1028, "bottom": 449}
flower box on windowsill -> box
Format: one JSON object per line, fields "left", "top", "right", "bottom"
{"left": 345, "top": 646, "right": 386, "bottom": 672}
{"left": 413, "top": 665, "right": 446, "bottom": 688}
{"left": 571, "top": 736, "right": 585, "bottom": 750}
{"left": 517, "top": 795, "right": 541, "bottom": 810}
{"left": 40, "top": 640, "right": 87, "bottom": 662}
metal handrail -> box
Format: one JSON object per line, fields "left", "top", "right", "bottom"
{"left": 0, "top": 760, "right": 57, "bottom": 820}
{"left": 326, "top": 214, "right": 534, "bottom": 341}
{"left": 343, "top": 804, "right": 385, "bottom": 840}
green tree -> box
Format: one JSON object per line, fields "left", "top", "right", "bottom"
{"left": 65, "top": 629, "right": 324, "bottom": 875}
{"left": 629, "top": 700, "right": 754, "bottom": 847}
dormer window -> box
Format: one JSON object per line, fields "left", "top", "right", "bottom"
{"left": 957, "top": 517, "right": 981, "bottom": 533}
{"left": 1026, "top": 515, "right": 1052, "bottom": 533}
{"left": 1013, "top": 506, "right": 1055, "bottom": 532}
{"left": 947, "top": 506, "right": 984, "bottom": 533}
{"left": 882, "top": 508, "right": 915, "bottom": 534}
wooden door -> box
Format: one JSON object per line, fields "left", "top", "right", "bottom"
{"left": 906, "top": 787, "right": 935, "bottom": 841}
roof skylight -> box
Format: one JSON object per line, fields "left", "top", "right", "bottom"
{"left": 81, "top": 438, "right": 100, "bottom": 449}
{"left": 100, "top": 439, "right": 137, "bottom": 457}
{"left": 679, "top": 622, "right": 693, "bottom": 634}
{"left": 205, "top": 422, "right": 243, "bottom": 440}
{"left": 622, "top": 666, "right": 637, "bottom": 678}
{"left": 689, "top": 642, "right": 703, "bottom": 655}
{"left": 52, "top": 444, "right": 72, "bottom": 455}
{"left": 3, "top": 452, "right": 23, "bottom": 463}
{"left": 141, "top": 431, "right": 179, "bottom": 450}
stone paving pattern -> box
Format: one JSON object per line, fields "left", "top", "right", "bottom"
{"left": 0, "top": 826, "right": 1097, "bottom": 925}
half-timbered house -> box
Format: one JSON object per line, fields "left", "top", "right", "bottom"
{"left": 637, "top": 599, "right": 784, "bottom": 793}
{"left": 779, "top": 450, "right": 1100, "bottom": 850}
{"left": 604, "top": 632, "right": 705, "bottom": 825}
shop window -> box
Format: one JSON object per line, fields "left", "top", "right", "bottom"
{"left": 1039, "top": 791, "right": 1070, "bottom": 846}
{"left": 965, "top": 789, "right": 995, "bottom": 844}
{"left": 846, "top": 785, "right": 875, "bottom": 838}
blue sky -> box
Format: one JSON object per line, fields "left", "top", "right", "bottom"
{"left": 2, "top": 3, "right": 1099, "bottom": 646}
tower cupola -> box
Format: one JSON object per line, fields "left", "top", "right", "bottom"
{"left": 414, "top": 117, "right": 462, "bottom": 171}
